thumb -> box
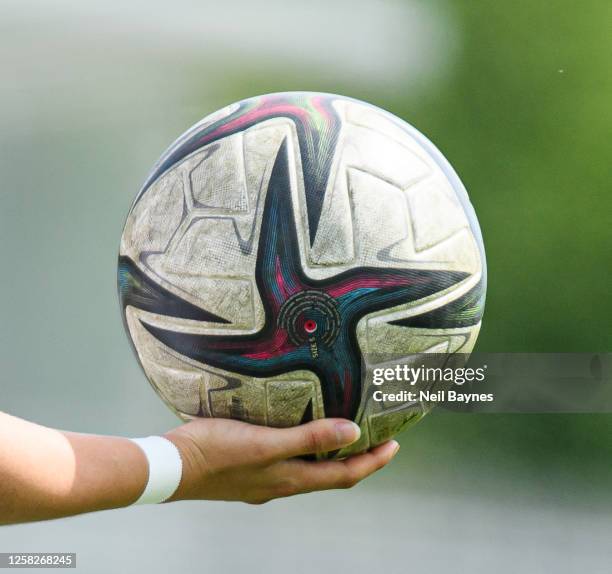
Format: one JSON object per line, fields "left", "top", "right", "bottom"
{"left": 258, "top": 418, "right": 361, "bottom": 461}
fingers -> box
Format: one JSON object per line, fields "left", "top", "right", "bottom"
{"left": 256, "top": 418, "right": 362, "bottom": 461}
{"left": 269, "top": 440, "right": 400, "bottom": 498}
{"left": 171, "top": 417, "right": 363, "bottom": 470}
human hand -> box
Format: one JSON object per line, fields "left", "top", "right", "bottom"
{"left": 165, "top": 418, "right": 399, "bottom": 505}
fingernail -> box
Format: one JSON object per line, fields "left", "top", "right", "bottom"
{"left": 390, "top": 440, "right": 400, "bottom": 456}
{"left": 335, "top": 421, "right": 361, "bottom": 445}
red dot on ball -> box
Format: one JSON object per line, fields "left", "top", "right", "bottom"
{"left": 304, "top": 320, "right": 317, "bottom": 333}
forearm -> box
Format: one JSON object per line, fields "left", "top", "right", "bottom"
{"left": 0, "top": 412, "right": 147, "bottom": 525}
{"left": 0, "top": 410, "right": 397, "bottom": 524}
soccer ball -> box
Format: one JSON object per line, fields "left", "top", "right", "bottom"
{"left": 118, "top": 92, "right": 486, "bottom": 457}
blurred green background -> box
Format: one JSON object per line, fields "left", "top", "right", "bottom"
{"left": 1, "top": 0, "right": 611, "bottom": 572}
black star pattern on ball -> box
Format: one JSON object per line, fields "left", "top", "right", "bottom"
{"left": 119, "top": 140, "right": 470, "bottom": 419}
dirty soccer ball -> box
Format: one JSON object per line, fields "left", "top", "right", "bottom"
{"left": 118, "top": 92, "right": 486, "bottom": 457}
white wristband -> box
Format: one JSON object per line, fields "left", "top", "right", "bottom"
{"left": 130, "top": 436, "right": 183, "bottom": 505}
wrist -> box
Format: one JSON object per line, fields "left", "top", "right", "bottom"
{"left": 161, "top": 431, "right": 191, "bottom": 502}
{"left": 129, "top": 436, "right": 183, "bottom": 505}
